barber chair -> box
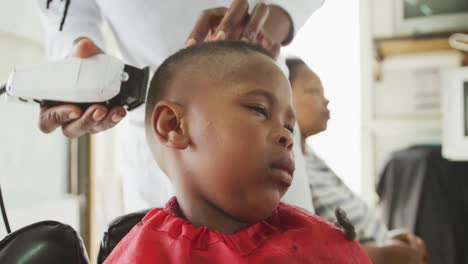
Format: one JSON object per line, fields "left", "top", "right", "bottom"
{"left": 0, "top": 187, "right": 89, "bottom": 263}
{"left": 97, "top": 209, "right": 150, "bottom": 264}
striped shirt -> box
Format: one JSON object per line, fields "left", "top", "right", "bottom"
{"left": 305, "top": 147, "right": 389, "bottom": 244}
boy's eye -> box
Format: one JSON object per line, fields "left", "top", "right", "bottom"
{"left": 247, "top": 104, "right": 269, "bottom": 118}
{"left": 285, "top": 124, "right": 294, "bottom": 134}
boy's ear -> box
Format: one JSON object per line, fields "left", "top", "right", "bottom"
{"left": 151, "top": 100, "right": 189, "bottom": 149}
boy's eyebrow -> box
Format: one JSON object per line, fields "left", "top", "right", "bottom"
{"left": 244, "top": 89, "right": 277, "bottom": 105}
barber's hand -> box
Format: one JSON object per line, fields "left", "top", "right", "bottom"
{"left": 391, "top": 231, "right": 428, "bottom": 264}
{"left": 363, "top": 243, "right": 422, "bottom": 264}
{"left": 380, "top": 243, "right": 425, "bottom": 264}
{"left": 185, "top": 0, "right": 291, "bottom": 58}
{"left": 39, "top": 38, "right": 127, "bottom": 138}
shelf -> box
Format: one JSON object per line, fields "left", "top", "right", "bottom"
{"left": 374, "top": 32, "right": 468, "bottom": 59}
{"left": 375, "top": 37, "right": 451, "bottom": 59}
{"left": 373, "top": 33, "right": 467, "bottom": 81}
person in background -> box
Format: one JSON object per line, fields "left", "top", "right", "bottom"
{"left": 286, "top": 56, "right": 429, "bottom": 264}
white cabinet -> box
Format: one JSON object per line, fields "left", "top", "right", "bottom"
{"left": 362, "top": 47, "right": 462, "bottom": 203}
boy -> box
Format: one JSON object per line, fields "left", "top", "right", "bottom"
{"left": 105, "top": 42, "right": 371, "bottom": 263}
{"left": 286, "top": 56, "right": 428, "bottom": 264}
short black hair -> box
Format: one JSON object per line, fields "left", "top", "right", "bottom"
{"left": 145, "top": 41, "right": 274, "bottom": 140}
{"left": 285, "top": 57, "right": 306, "bottom": 83}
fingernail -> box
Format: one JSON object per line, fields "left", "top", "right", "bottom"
{"left": 68, "top": 112, "right": 79, "bottom": 119}
{"left": 214, "top": 30, "right": 225, "bottom": 40}
{"left": 111, "top": 113, "right": 123, "bottom": 123}
{"left": 93, "top": 109, "right": 106, "bottom": 121}
{"left": 185, "top": 38, "right": 196, "bottom": 47}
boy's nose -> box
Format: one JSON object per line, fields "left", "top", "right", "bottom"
{"left": 274, "top": 129, "right": 294, "bottom": 151}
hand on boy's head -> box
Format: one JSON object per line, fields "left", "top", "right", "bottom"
{"left": 38, "top": 38, "right": 126, "bottom": 138}
{"left": 185, "top": 0, "right": 288, "bottom": 58}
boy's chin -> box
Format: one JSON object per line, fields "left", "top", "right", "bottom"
{"left": 239, "top": 209, "right": 277, "bottom": 224}
{"left": 238, "top": 195, "right": 283, "bottom": 223}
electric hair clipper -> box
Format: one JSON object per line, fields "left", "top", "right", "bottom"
{"left": 1, "top": 54, "right": 149, "bottom": 111}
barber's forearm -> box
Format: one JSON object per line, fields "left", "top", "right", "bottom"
{"left": 263, "top": 5, "right": 292, "bottom": 45}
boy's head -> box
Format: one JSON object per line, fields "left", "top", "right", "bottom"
{"left": 286, "top": 57, "right": 330, "bottom": 139}
{"left": 145, "top": 42, "right": 295, "bottom": 223}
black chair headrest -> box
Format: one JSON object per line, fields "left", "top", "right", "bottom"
{"left": 97, "top": 209, "right": 150, "bottom": 264}
{"left": 0, "top": 220, "right": 89, "bottom": 264}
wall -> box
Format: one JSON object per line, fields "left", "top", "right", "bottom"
{"left": 283, "top": 0, "right": 362, "bottom": 193}
{"left": 0, "top": 1, "right": 79, "bottom": 238}
{"left": 0, "top": 0, "right": 45, "bottom": 43}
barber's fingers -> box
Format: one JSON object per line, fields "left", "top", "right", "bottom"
{"left": 91, "top": 106, "right": 126, "bottom": 132}
{"left": 39, "top": 105, "right": 82, "bottom": 134}
{"left": 61, "top": 104, "right": 108, "bottom": 138}
{"left": 406, "top": 233, "right": 420, "bottom": 248}
{"left": 404, "top": 235, "right": 425, "bottom": 264}
{"left": 204, "top": 28, "right": 215, "bottom": 42}
{"left": 185, "top": 7, "right": 227, "bottom": 47}
{"left": 241, "top": 3, "right": 269, "bottom": 42}
{"left": 215, "top": 0, "right": 249, "bottom": 40}
{"left": 396, "top": 233, "right": 412, "bottom": 245}
{"left": 258, "top": 32, "right": 281, "bottom": 58}
{"left": 394, "top": 233, "right": 428, "bottom": 263}
{"left": 392, "top": 231, "right": 414, "bottom": 245}
{"left": 415, "top": 237, "right": 428, "bottom": 264}
{"left": 71, "top": 37, "right": 103, "bottom": 58}
{"left": 268, "top": 40, "right": 281, "bottom": 59}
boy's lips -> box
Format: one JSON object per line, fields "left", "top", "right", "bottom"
{"left": 270, "top": 157, "right": 295, "bottom": 187}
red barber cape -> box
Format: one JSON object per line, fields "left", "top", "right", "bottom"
{"left": 105, "top": 197, "right": 371, "bottom": 264}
